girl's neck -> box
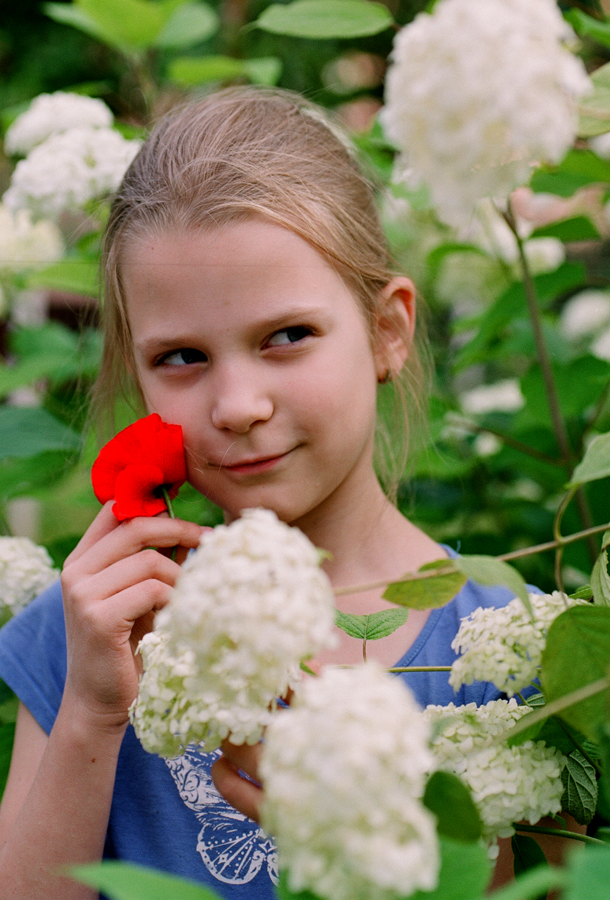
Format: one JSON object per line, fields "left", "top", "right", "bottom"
{"left": 293, "top": 476, "right": 443, "bottom": 597}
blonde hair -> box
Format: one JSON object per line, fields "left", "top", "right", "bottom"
{"left": 94, "top": 86, "right": 430, "bottom": 496}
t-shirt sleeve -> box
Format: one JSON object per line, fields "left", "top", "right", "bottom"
{"left": 0, "top": 580, "right": 67, "bottom": 735}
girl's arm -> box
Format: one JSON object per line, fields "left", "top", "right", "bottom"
{"left": 0, "top": 504, "right": 203, "bottom": 900}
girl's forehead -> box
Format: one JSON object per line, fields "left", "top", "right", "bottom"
{"left": 122, "top": 220, "right": 351, "bottom": 292}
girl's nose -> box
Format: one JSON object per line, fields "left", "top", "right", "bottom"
{"left": 210, "top": 371, "right": 274, "bottom": 434}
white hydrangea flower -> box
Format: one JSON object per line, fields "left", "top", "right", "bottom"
{"left": 460, "top": 379, "right": 525, "bottom": 416}
{"left": 590, "top": 131, "right": 610, "bottom": 159}
{"left": 0, "top": 203, "right": 63, "bottom": 272}
{"left": 0, "top": 536, "right": 57, "bottom": 615}
{"left": 381, "top": 0, "right": 591, "bottom": 227}
{"left": 425, "top": 699, "right": 565, "bottom": 856}
{"left": 450, "top": 590, "right": 586, "bottom": 696}
{"left": 560, "top": 289, "right": 610, "bottom": 341}
{"left": 131, "top": 508, "right": 338, "bottom": 757}
{"left": 4, "top": 91, "right": 113, "bottom": 156}
{"left": 260, "top": 664, "right": 439, "bottom": 900}
{"left": 592, "top": 327, "right": 610, "bottom": 362}
{"left": 4, "top": 126, "right": 141, "bottom": 221}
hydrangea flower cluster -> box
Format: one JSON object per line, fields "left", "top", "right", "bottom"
{"left": 425, "top": 699, "right": 565, "bottom": 856}
{"left": 0, "top": 536, "right": 57, "bottom": 615}
{"left": 0, "top": 203, "right": 63, "bottom": 273}
{"left": 381, "top": 0, "right": 591, "bottom": 227}
{"left": 131, "top": 508, "right": 337, "bottom": 757}
{"left": 4, "top": 126, "right": 141, "bottom": 221}
{"left": 450, "top": 590, "right": 585, "bottom": 696}
{"left": 4, "top": 91, "right": 113, "bottom": 157}
{"left": 260, "top": 664, "right": 439, "bottom": 900}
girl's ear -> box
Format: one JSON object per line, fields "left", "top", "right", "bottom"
{"left": 374, "top": 276, "right": 416, "bottom": 382}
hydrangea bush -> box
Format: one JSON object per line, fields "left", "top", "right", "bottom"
{"left": 130, "top": 509, "right": 337, "bottom": 756}
{"left": 0, "top": 536, "right": 57, "bottom": 618}
{"left": 5, "top": 0, "right": 610, "bottom": 898}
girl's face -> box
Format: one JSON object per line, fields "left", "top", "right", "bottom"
{"left": 122, "top": 219, "right": 386, "bottom": 528}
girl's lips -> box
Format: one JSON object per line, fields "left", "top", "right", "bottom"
{"left": 222, "top": 452, "right": 289, "bottom": 476}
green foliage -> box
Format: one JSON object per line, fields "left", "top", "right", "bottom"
{"left": 453, "top": 555, "right": 531, "bottom": 612}
{"left": 423, "top": 770, "right": 483, "bottom": 843}
{"left": 70, "top": 860, "right": 223, "bottom": 899}
{"left": 561, "top": 749, "right": 598, "bottom": 825}
{"left": 407, "top": 837, "right": 490, "bottom": 900}
{"left": 511, "top": 834, "right": 548, "bottom": 881}
{"left": 541, "top": 606, "right": 610, "bottom": 740}
{"left": 382, "top": 560, "right": 467, "bottom": 609}
{"left": 44, "top": 0, "right": 219, "bottom": 55}
{"left": 253, "top": 0, "right": 394, "bottom": 39}
{"left": 169, "top": 55, "right": 283, "bottom": 86}
{"left": 335, "top": 607, "right": 409, "bottom": 640}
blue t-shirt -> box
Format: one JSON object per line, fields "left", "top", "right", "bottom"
{"left": 0, "top": 568, "right": 520, "bottom": 898}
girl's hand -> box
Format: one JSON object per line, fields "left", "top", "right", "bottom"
{"left": 60, "top": 502, "right": 204, "bottom": 732}
{"left": 212, "top": 740, "right": 264, "bottom": 823}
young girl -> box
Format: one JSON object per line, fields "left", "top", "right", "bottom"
{"left": 0, "top": 86, "right": 540, "bottom": 900}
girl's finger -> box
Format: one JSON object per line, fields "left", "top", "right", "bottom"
{"left": 63, "top": 502, "right": 123, "bottom": 565}
{"left": 67, "top": 515, "right": 204, "bottom": 577}
{"left": 211, "top": 754, "right": 263, "bottom": 823}
{"left": 64, "top": 547, "right": 182, "bottom": 607}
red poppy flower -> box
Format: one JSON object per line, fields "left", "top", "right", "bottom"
{"left": 92, "top": 414, "right": 186, "bottom": 521}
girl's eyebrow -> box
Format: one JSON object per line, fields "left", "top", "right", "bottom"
{"left": 135, "top": 305, "right": 329, "bottom": 354}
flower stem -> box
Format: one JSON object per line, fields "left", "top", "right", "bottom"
{"left": 160, "top": 487, "right": 177, "bottom": 561}
{"left": 388, "top": 666, "right": 452, "bottom": 673}
{"left": 514, "top": 823, "right": 606, "bottom": 846}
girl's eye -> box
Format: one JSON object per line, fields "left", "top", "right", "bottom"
{"left": 159, "top": 348, "right": 207, "bottom": 366}
{"left": 267, "top": 326, "right": 312, "bottom": 347}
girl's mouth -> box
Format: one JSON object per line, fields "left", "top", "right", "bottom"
{"left": 223, "top": 453, "right": 289, "bottom": 476}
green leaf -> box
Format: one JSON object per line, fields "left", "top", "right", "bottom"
{"left": 155, "top": 1, "right": 219, "bottom": 48}
{"left": 168, "top": 55, "right": 282, "bottom": 86}
{"left": 532, "top": 215, "right": 600, "bottom": 243}
{"left": 569, "top": 431, "right": 610, "bottom": 487}
{"left": 453, "top": 555, "right": 532, "bottom": 614}
{"left": 253, "top": 0, "right": 394, "bottom": 39}
{"left": 567, "top": 10, "right": 610, "bottom": 51}
{"left": 43, "top": 2, "right": 112, "bottom": 45}
{"left": 26, "top": 258, "right": 100, "bottom": 297}
{"left": 423, "top": 770, "right": 483, "bottom": 842}
{"left": 335, "top": 607, "right": 409, "bottom": 640}
{"left": 561, "top": 750, "right": 598, "bottom": 825}
{"left": 530, "top": 149, "right": 610, "bottom": 197}
{"left": 486, "top": 865, "right": 566, "bottom": 900}
{"left": 76, "top": 0, "right": 168, "bottom": 50}
{"left": 276, "top": 871, "right": 320, "bottom": 900}
{"left": 0, "top": 721, "right": 16, "bottom": 797}
{"left": 0, "top": 407, "right": 81, "bottom": 462}
{"left": 591, "top": 539, "right": 610, "bottom": 607}
{"left": 541, "top": 606, "right": 610, "bottom": 740}
{"left": 0, "top": 450, "right": 80, "bottom": 499}
{"left": 562, "top": 844, "right": 610, "bottom": 900}
{"left": 511, "top": 834, "right": 548, "bottom": 880}
{"left": 244, "top": 57, "right": 283, "bottom": 86}
{"left": 382, "top": 560, "right": 467, "bottom": 610}
{"left": 408, "top": 837, "right": 490, "bottom": 900}
{"left": 70, "top": 860, "right": 223, "bottom": 900}
{"left": 580, "top": 61, "right": 610, "bottom": 138}
{"left": 597, "top": 724, "right": 610, "bottom": 819}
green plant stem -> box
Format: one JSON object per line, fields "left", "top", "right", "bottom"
{"left": 160, "top": 487, "right": 177, "bottom": 561}
{"left": 502, "top": 206, "right": 573, "bottom": 468}
{"left": 514, "top": 823, "right": 606, "bottom": 846}
{"left": 503, "top": 204, "right": 597, "bottom": 563}
{"left": 334, "top": 520, "right": 610, "bottom": 598}
{"left": 498, "top": 675, "right": 610, "bottom": 742}
{"left": 555, "top": 718, "right": 602, "bottom": 777}
{"left": 388, "top": 666, "right": 452, "bottom": 673}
